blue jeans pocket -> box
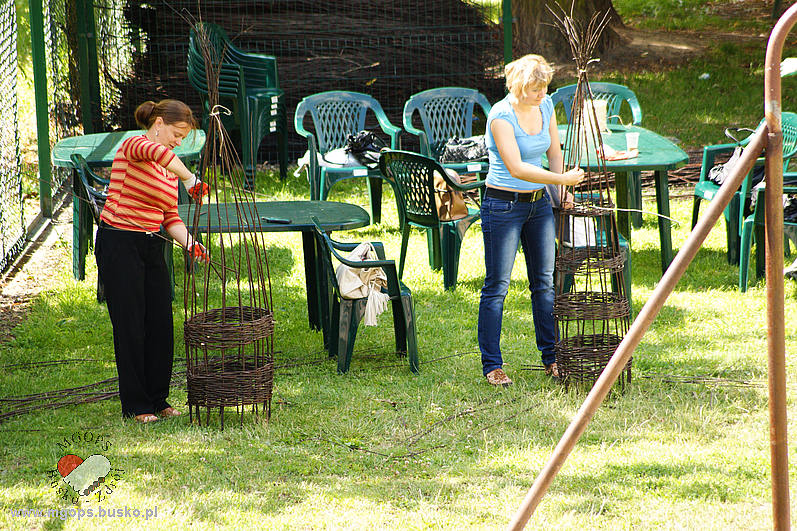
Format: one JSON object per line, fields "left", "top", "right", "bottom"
{"left": 486, "top": 197, "right": 513, "bottom": 215}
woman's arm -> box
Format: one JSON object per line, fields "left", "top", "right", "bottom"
{"left": 165, "top": 221, "right": 209, "bottom": 262}
{"left": 163, "top": 156, "right": 200, "bottom": 190}
{"left": 491, "top": 117, "right": 583, "bottom": 186}
{"left": 165, "top": 221, "right": 192, "bottom": 249}
{"left": 546, "top": 113, "right": 564, "bottom": 175}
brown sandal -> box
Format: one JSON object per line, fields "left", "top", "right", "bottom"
{"left": 134, "top": 414, "right": 159, "bottom": 424}
{"left": 544, "top": 362, "right": 560, "bottom": 379}
{"left": 485, "top": 368, "right": 513, "bottom": 387}
{"left": 158, "top": 407, "right": 182, "bottom": 418}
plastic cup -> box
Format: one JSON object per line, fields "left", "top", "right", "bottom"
{"left": 626, "top": 132, "right": 640, "bottom": 151}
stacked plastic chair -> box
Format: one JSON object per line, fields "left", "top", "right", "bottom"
{"left": 550, "top": 9, "right": 631, "bottom": 388}
{"left": 187, "top": 22, "right": 287, "bottom": 187}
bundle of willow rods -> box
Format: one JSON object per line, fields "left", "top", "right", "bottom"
{"left": 103, "top": 0, "right": 504, "bottom": 158}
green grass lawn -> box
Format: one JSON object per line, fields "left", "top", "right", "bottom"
{"left": 5, "top": 1, "right": 797, "bottom": 528}
{"left": 1, "top": 170, "right": 796, "bottom": 529}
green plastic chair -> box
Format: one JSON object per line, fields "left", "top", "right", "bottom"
{"left": 550, "top": 82, "right": 643, "bottom": 126}
{"left": 378, "top": 150, "right": 485, "bottom": 291}
{"left": 310, "top": 216, "right": 419, "bottom": 374}
{"left": 691, "top": 113, "right": 797, "bottom": 265}
{"left": 739, "top": 182, "right": 797, "bottom": 292}
{"left": 551, "top": 82, "right": 645, "bottom": 228}
{"left": 402, "top": 87, "right": 491, "bottom": 176}
{"left": 294, "top": 91, "right": 401, "bottom": 225}
{"left": 187, "top": 22, "right": 287, "bottom": 186}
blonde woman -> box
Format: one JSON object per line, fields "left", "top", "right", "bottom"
{"left": 478, "top": 54, "right": 584, "bottom": 386}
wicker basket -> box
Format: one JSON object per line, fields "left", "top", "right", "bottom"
{"left": 184, "top": 306, "right": 274, "bottom": 428}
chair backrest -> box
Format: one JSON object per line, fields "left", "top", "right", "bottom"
{"left": 403, "top": 87, "right": 491, "bottom": 159}
{"left": 310, "top": 217, "right": 343, "bottom": 295}
{"left": 187, "top": 26, "right": 242, "bottom": 99}
{"left": 188, "top": 23, "right": 279, "bottom": 97}
{"left": 550, "top": 82, "right": 643, "bottom": 126}
{"left": 201, "top": 22, "right": 280, "bottom": 90}
{"left": 378, "top": 150, "right": 445, "bottom": 227}
{"left": 70, "top": 154, "right": 109, "bottom": 223}
{"left": 294, "top": 91, "right": 386, "bottom": 153}
{"left": 736, "top": 112, "right": 797, "bottom": 231}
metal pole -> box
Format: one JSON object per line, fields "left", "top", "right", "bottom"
{"left": 502, "top": 0, "right": 512, "bottom": 65}
{"left": 763, "top": 3, "right": 797, "bottom": 528}
{"left": 507, "top": 128, "right": 769, "bottom": 530}
{"left": 28, "top": 0, "right": 52, "bottom": 218}
{"left": 76, "top": 0, "right": 102, "bottom": 133}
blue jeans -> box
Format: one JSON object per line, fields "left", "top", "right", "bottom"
{"left": 478, "top": 193, "right": 557, "bottom": 375}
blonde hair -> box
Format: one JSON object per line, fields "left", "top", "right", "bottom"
{"left": 504, "top": 54, "right": 554, "bottom": 101}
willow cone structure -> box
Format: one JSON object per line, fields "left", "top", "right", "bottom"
{"left": 508, "top": 3, "right": 794, "bottom": 529}
{"left": 550, "top": 8, "right": 631, "bottom": 389}
{"left": 182, "top": 22, "right": 276, "bottom": 430}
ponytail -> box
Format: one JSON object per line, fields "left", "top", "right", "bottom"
{"left": 134, "top": 99, "right": 197, "bottom": 130}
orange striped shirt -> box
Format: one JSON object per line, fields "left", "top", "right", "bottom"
{"left": 100, "top": 135, "right": 183, "bottom": 233}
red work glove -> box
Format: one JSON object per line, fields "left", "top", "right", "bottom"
{"left": 189, "top": 242, "right": 210, "bottom": 264}
{"left": 187, "top": 181, "right": 209, "bottom": 202}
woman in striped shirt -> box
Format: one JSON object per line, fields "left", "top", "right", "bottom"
{"left": 96, "top": 99, "right": 208, "bottom": 424}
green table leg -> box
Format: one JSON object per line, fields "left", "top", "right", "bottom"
{"left": 302, "top": 232, "right": 323, "bottom": 334}
{"left": 614, "top": 171, "right": 632, "bottom": 244}
{"left": 654, "top": 169, "right": 674, "bottom": 273}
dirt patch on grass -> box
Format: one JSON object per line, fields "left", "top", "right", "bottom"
{"left": 0, "top": 198, "right": 74, "bottom": 343}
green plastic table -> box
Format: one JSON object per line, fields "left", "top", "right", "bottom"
{"left": 52, "top": 129, "right": 206, "bottom": 281}
{"left": 560, "top": 124, "right": 688, "bottom": 273}
{"left": 179, "top": 200, "right": 370, "bottom": 345}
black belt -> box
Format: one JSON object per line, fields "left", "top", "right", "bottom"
{"left": 485, "top": 187, "right": 545, "bottom": 203}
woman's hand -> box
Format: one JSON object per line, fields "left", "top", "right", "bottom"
{"left": 187, "top": 181, "right": 209, "bottom": 202}
{"left": 560, "top": 167, "right": 585, "bottom": 186}
{"left": 189, "top": 242, "right": 210, "bottom": 264}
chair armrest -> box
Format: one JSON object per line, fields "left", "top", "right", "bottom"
{"left": 700, "top": 143, "right": 739, "bottom": 181}
{"left": 783, "top": 172, "right": 797, "bottom": 185}
{"left": 326, "top": 241, "right": 395, "bottom": 269}
{"left": 378, "top": 121, "right": 402, "bottom": 149}
{"left": 439, "top": 168, "right": 486, "bottom": 192}
{"left": 401, "top": 109, "right": 431, "bottom": 155}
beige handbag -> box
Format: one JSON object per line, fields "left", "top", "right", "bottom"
{"left": 434, "top": 169, "right": 469, "bottom": 221}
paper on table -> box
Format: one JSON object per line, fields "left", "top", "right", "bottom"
{"left": 600, "top": 144, "right": 639, "bottom": 161}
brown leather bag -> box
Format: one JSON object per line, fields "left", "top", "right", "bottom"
{"left": 433, "top": 170, "right": 469, "bottom": 221}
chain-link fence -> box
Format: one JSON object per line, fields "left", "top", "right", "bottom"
{"left": 0, "top": 0, "right": 22, "bottom": 272}
{"left": 43, "top": 0, "right": 82, "bottom": 189}
{"left": 7, "top": 0, "right": 507, "bottom": 272}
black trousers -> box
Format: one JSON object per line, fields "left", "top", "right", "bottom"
{"left": 95, "top": 225, "right": 174, "bottom": 417}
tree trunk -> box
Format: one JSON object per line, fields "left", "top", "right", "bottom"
{"left": 512, "top": 0, "right": 625, "bottom": 64}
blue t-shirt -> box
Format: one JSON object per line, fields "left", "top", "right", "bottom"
{"left": 485, "top": 94, "right": 553, "bottom": 191}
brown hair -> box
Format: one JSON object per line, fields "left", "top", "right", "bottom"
{"left": 134, "top": 99, "right": 198, "bottom": 130}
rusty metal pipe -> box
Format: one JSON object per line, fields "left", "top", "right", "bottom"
{"left": 507, "top": 128, "right": 769, "bottom": 530}
{"left": 762, "top": 3, "right": 797, "bottom": 528}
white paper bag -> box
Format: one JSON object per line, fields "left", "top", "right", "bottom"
{"left": 335, "top": 242, "right": 389, "bottom": 326}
